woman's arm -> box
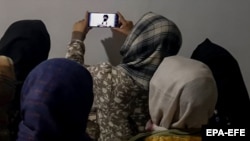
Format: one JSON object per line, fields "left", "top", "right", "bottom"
{"left": 66, "top": 12, "right": 91, "bottom": 65}
{"left": 113, "top": 11, "right": 134, "bottom": 36}
{"left": 66, "top": 39, "right": 85, "bottom": 65}
{"left": 66, "top": 11, "right": 133, "bottom": 65}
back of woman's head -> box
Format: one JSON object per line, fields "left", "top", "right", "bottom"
{"left": 0, "top": 20, "right": 51, "bottom": 82}
{"left": 17, "top": 58, "right": 93, "bottom": 141}
{"left": 0, "top": 20, "right": 51, "bottom": 140}
{"left": 119, "top": 12, "right": 182, "bottom": 90}
{"left": 191, "top": 38, "right": 250, "bottom": 127}
{"left": 149, "top": 56, "right": 217, "bottom": 130}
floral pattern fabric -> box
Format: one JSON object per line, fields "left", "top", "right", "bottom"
{"left": 66, "top": 40, "right": 149, "bottom": 141}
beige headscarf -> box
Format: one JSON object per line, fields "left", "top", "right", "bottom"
{"left": 0, "top": 55, "right": 15, "bottom": 106}
{"left": 149, "top": 56, "right": 217, "bottom": 130}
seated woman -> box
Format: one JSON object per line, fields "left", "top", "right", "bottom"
{"left": 0, "top": 56, "right": 15, "bottom": 141}
{"left": 191, "top": 38, "right": 250, "bottom": 128}
{"left": 0, "top": 20, "right": 51, "bottom": 140}
{"left": 16, "top": 58, "right": 93, "bottom": 141}
{"left": 66, "top": 11, "right": 182, "bottom": 141}
{"left": 129, "top": 56, "right": 218, "bottom": 141}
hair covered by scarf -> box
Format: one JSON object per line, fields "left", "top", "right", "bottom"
{"left": 149, "top": 56, "right": 217, "bottom": 130}
{"left": 17, "top": 58, "right": 93, "bottom": 141}
{"left": 0, "top": 20, "right": 51, "bottom": 140}
{"left": 0, "top": 20, "right": 50, "bottom": 82}
{"left": 119, "top": 12, "right": 182, "bottom": 90}
{"left": 191, "top": 38, "right": 250, "bottom": 127}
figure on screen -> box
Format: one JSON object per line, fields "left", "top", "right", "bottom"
{"left": 98, "top": 14, "right": 110, "bottom": 27}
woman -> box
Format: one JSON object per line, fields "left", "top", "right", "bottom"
{"left": 16, "top": 58, "right": 93, "bottom": 141}
{"left": 191, "top": 38, "right": 250, "bottom": 128}
{"left": 0, "top": 56, "right": 15, "bottom": 141}
{"left": 66, "top": 11, "right": 182, "bottom": 140}
{"left": 0, "top": 20, "right": 51, "bottom": 140}
{"left": 129, "top": 56, "right": 218, "bottom": 141}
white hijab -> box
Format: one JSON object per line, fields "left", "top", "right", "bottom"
{"left": 149, "top": 56, "right": 217, "bottom": 130}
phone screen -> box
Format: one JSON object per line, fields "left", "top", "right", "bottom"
{"left": 88, "top": 12, "right": 119, "bottom": 28}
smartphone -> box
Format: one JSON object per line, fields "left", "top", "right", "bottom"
{"left": 88, "top": 12, "right": 119, "bottom": 28}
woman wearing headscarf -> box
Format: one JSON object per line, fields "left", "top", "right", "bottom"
{"left": 129, "top": 56, "right": 218, "bottom": 141}
{"left": 0, "top": 20, "right": 51, "bottom": 140}
{"left": 191, "top": 38, "right": 250, "bottom": 128}
{"left": 16, "top": 58, "right": 93, "bottom": 141}
{"left": 0, "top": 56, "right": 15, "bottom": 141}
{"left": 66, "top": 11, "right": 182, "bottom": 140}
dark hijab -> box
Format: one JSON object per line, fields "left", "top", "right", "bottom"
{"left": 17, "top": 58, "right": 93, "bottom": 141}
{"left": 191, "top": 38, "right": 250, "bottom": 128}
{"left": 0, "top": 20, "right": 51, "bottom": 140}
{"left": 0, "top": 20, "right": 50, "bottom": 82}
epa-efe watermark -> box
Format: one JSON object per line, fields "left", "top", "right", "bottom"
{"left": 202, "top": 125, "right": 249, "bottom": 141}
{"left": 206, "top": 128, "right": 245, "bottom": 136}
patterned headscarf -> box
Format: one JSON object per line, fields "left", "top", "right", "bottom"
{"left": 17, "top": 58, "right": 93, "bottom": 141}
{"left": 149, "top": 56, "right": 217, "bottom": 130}
{"left": 118, "top": 12, "right": 182, "bottom": 90}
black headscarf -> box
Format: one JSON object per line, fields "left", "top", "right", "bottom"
{"left": 191, "top": 38, "right": 250, "bottom": 128}
{"left": 0, "top": 20, "right": 50, "bottom": 140}
{"left": 0, "top": 20, "right": 50, "bottom": 82}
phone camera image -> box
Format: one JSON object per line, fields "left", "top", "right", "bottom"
{"left": 88, "top": 13, "right": 118, "bottom": 28}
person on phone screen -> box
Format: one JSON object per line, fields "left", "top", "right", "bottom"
{"left": 97, "top": 14, "right": 113, "bottom": 27}
{"left": 100, "top": 14, "right": 109, "bottom": 27}
{"left": 66, "top": 11, "right": 182, "bottom": 141}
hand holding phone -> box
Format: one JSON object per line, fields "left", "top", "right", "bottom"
{"left": 72, "top": 12, "right": 91, "bottom": 41}
{"left": 112, "top": 12, "right": 134, "bottom": 35}
{"left": 88, "top": 12, "right": 119, "bottom": 28}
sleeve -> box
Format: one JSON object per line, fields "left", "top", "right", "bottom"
{"left": 65, "top": 39, "right": 85, "bottom": 65}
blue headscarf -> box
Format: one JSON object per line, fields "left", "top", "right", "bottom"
{"left": 17, "top": 58, "right": 93, "bottom": 141}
